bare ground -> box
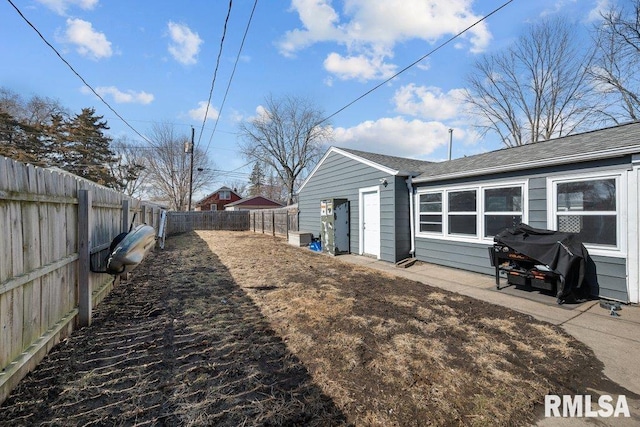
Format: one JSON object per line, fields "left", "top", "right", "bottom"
{"left": 0, "top": 230, "right": 631, "bottom": 426}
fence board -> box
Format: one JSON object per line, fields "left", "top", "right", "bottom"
{"left": 166, "top": 211, "right": 250, "bottom": 234}
{"left": 0, "top": 156, "right": 164, "bottom": 405}
{"left": 248, "top": 208, "right": 299, "bottom": 238}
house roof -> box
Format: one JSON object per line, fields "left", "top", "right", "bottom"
{"left": 196, "top": 186, "right": 242, "bottom": 205}
{"left": 224, "top": 195, "right": 284, "bottom": 208}
{"left": 413, "top": 121, "right": 640, "bottom": 183}
{"left": 298, "top": 146, "right": 432, "bottom": 192}
{"left": 338, "top": 148, "right": 433, "bottom": 175}
{"left": 298, "top": 122, "right": 640, "bottom": 192}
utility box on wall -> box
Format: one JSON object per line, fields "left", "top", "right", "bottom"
{"left": 320, "top": 198, "right": 350, "bottom": 255}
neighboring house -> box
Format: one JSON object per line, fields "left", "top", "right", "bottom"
{"left": 195, "top": 186, "right": 242, "bottom": 211}
{"left": 297, "top": 122, "right": 640, "bottom": 303}
{"left": 224, "top": 195, "right": 284, "bottom": 211}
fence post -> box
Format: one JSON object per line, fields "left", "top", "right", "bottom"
{"left": 141, "top": 204, "right": 147, "bottom": 224}
{"left": 261, "top": 211, "right": 265, "bottom": 234}
{"left": 78, "top": 189, "right": 92, "bottom": 327}
{"left": 120, "top": 199, "right": 130, "bottom": 281}
{"left": 272, "top": 212, "right": 276, "bottom": 236}
{"left": 122, "top": 199, "right": 130, "bottom": 232}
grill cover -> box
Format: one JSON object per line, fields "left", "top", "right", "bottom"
{"left": 494, "top": 224, "right": 593, "bottom": 300}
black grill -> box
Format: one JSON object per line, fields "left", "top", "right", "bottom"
{"left": 489, "top": 244, "right": 558, "bottom": 292}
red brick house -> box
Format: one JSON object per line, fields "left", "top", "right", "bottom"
{"left": 195, "top": 186, "right": 242, "bottom": 211}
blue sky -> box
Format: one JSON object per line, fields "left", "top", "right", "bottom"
{"left": 1, "top": 0, "right": 613, "bottom": 193}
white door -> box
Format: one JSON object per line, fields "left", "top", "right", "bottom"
{"left": 362, "top": 190, "right": 380, "bottom": 257}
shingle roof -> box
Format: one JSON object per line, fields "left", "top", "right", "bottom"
{"left": 413, "top": 121, "right": 640, "bottom": 182}
{"left": 196, "top": 186, "right": 242, "bottom": 205}
{"left": 338, "top": 147, "right": 433, "bottom": 175}
{"left": 225, "top": 195, "right": 283, "bottom": 207}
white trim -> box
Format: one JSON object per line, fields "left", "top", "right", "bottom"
{"left": 627, "top": 167, "right": 639, "bottom": 303}
{"left": 298, "top": 147, "right": 400, "bottom": 193}
{"left": 359, "top": 185, "right": 381, "bottom": 259}
{"left": 546, "top": 171, "right": 627, "bottom": 257}
{"left": 415, "top": 179, "right": 528, "bottom": 244}
{"left": 413, "top": 145, "right": 640, "bottom": 184}
{"left": 406, "top": 177, "right": 416, "bottom": 256}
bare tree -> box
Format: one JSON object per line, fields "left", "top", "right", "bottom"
{"left": 590, "top": 1, "right": 640, "bottom": 122}
{"left": 109, "top": 136, "right": 149, "bottom": 197}
{"left": 0, "top": 88, "right": 67, "bottom": 165}
{"left": 238, "top": 94, "right": 332, "bottom": 205}
{"left": 224, "top": 179, "right": 248, "bottom": 197}
{"left": 464, "top": 18, "right": 598, "bottom": 147}
{"left": 144, "top": 122, "right": 216, "bottom": 210}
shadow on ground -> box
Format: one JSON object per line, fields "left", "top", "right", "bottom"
{"left": 0, "top": 232, "right": 347, "bottom": 426}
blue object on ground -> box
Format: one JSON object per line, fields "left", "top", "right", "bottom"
{"left": 309, "top": 240, "right": 322, "bottom": 252}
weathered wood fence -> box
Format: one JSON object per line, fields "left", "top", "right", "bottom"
{"left": 249, "top": 208, "right": 299, "bottom": 237}
{"left": 0, "top": 157, "right": 162, "bottom": 405}
{"left": 165, "top": 207, "right": 299, "bottom": 238}
{"left": 166, "top": 211, "right": 250, "bottom": 235}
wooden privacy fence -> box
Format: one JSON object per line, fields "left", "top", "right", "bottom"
{"left": 165, "top": 207, "right": 299, "bottom": 238}
{"left": 250, "top": 208, "right": 299, "bottom": 237}
{"left": 166, "top": 211, "right": 250, "bottom": 235}
{"left": 0, "top": 156, "right": 162, "bottom": 405}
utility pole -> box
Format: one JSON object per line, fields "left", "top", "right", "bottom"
{"left": 187, "top": 126, "right": 195, "bottom": 211}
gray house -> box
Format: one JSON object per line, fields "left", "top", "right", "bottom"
{"left": 298, "top": 147, "right": 432, "bottom": 263}
{"left": 298, "top": 122, "right": 640, "bottom": 303}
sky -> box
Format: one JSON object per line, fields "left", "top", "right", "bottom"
{"left": 0, "top": 0, "right": 615, "bottom": 196}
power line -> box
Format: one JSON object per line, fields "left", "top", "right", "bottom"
{"left": 6, "top": 0, "right": 152, "bottom": 144}
{"left": 196, "top": 0, "right": 233, "bottom": 150}
{"left": 202, "top": 0, "right": 259, "bottom": 159}
{"left": 317, "top": 0, "right": 515, "bottom": 126}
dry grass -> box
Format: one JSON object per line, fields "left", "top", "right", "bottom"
{"left": 199, "top": 230, "right": 601, "bottom": 426}
{"left": 0, "top": 230, "right": 610, "bottom": 427}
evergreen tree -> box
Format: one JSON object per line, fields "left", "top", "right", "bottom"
{"left": 64, "top": 108, "right": 116, "bottom": 186}
{"left": 0, "top": 89, "right": 65, "bottom": 166}
{"left": 0, "top": 110, "right": 46, "bottom": 166}
{"left": 248, "top": 161, "right": 265, "bottom": 196}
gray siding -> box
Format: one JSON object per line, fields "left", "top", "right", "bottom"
{"left": 413, "top": 158, "right": 632, "bottom": 301}
{"left": 528, "top": 177, "right": 547, "bottom": 228}
{"left": 394, "top": 177, "right": 412, "bottom": 261}
{"left": 592, "top": 255, "right": 628, "bottom": 301}
{"left": 298, "top": 152, "right": 411, "bottom": 263}
{"left": 414, "top": 239, "right": 494, "bottom": 275}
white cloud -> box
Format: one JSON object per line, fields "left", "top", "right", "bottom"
{"left": 188, "top": 101, "right": 219, "bottom": 122}
{"left": 167, "top": 21, "right": 203, "bottom": 65}
{"left": 36, "top": 0, "right": 98, "bottom": 15}
{"left": 62, "top": 18, "right": 112, "bottom": 60}
{"left": 278, "top": 0, "right": 343, "bottom": 56}
{"left": 393, "top": 84, "right": 465, "bottom": 121}
{"left": 90, "top": 86, "right": 154, "bottom": 104}
{"left": 586, "top": 0, "right": 610, "bottom": 22}
{"left": 279, "top": 0, "right": 491, "bottom": 81}
{"left": 324, "top": 52, "right": 396, "bottom": 81}
{"left": 332, "top": 116, "right": 455, "bottom": 159}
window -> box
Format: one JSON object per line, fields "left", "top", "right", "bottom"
{"left": 484, "top": 186, "right": 522, "bottom": 237}
{"left": 555, "top": 178, "right": 617, "bottom": 246}
{"left": 417, "top": 182, "right": 526, "bottom": 241}
{"left": 210, "top": 204, "right": 217, "bottom": 211}
{"left": 448, "top": 190, "right": 477, "bottom": 236}
{"left": 419, "top": 192, "right": 442, "bottom": 233}
{"left": 219, "top": 190, "right": 231, "bottom": 200}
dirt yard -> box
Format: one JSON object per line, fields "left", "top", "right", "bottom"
{"left": 0, "top": 230, "right": 626, "bottom": 426}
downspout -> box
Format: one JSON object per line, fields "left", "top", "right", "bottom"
{"left": 406, "top": 176, "right": 416, "bottom": 258}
